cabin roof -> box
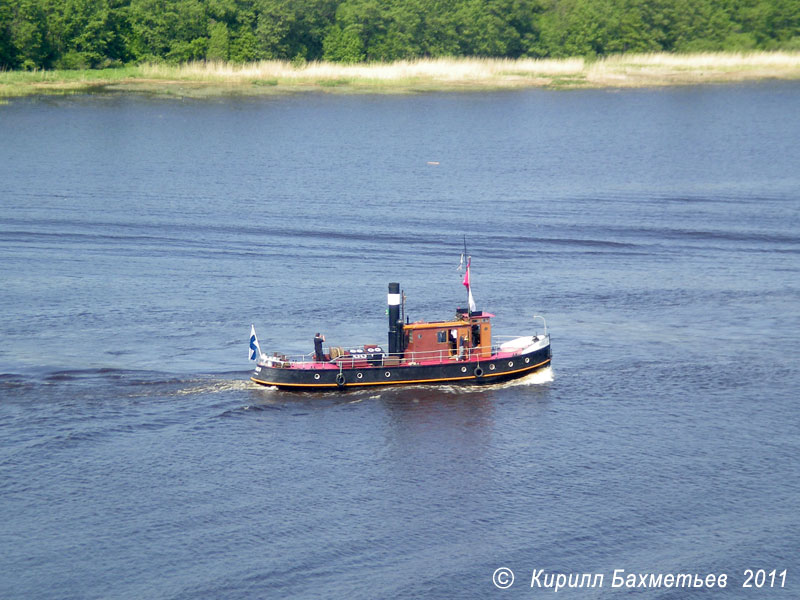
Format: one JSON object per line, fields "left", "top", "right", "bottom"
{"left": 405, "top": 320, "right": 466, "bottom": 331}
{"left": 404, "top": 312, "right": 494, "bottom": 331}
{"left": 468, "top": 311, "right": 495, "bottom": 318}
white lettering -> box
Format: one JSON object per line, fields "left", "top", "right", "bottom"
{"left": 553, "top": 573, "right": 567, "bottom": 592}
{"left": 531, "top": 569, "right": 543, "bottom": 587}
{"left": 531, "top": 569, "right": 734, "bottom": 591}
{"left": 612, "top": 569, "right": 625, "bottom": 587}
{"left": 542, "top": 572, "right": 555, "bottom": 588}
{"left": 532, "top": 570, "right": 604, "bottom": 590}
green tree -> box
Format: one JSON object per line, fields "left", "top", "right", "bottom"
{"left": 329, "top": 0, "right": 384, "bottom": 60}
{"left": 0, "top": 0, "right": 17, "bottom": 68}
{"left": 603, "top": 0, "right": 662, "bottom": 54}
{"left": 1, "top": 0, "right": 797, "bottom": 70}
{"left": 454, "top": 0, "right": 525, "bottom": 57}
{"left": 9, "top": 0, "right": 51, "bottom": 68}
{"left": 322, "top": 23, "right": 364, "bottom": 61}
{"left": 254, "top": 0, "right": 295, "bottom": 58}
{"left": 367, "top": 0, "right": 425, "bottom": 60}
{"left": 52, "top": 0, "right": 123, "bottom": 68}
{"left": 290, "top": 0, "right": 338, "bottom": 60}
{"left": 769, "top": 0, "right": 800, "bottom": 46}
{"left": 128, "top": 0, "right": 207, "bottom": 62}
{"left": 418, "top": 1, "right": 462, "bottom": 57}
{"left": 207, "top": 19, "right": 230, "bottom": 60}
{"left": 230, "top": 26, "right": 260, "bottom": 61}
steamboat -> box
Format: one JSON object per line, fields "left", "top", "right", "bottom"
{"left": 249, "top": 265, "right": 551, "bottom": 391}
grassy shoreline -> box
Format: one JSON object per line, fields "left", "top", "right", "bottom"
{"left": 2, "top": 52, "right": 800, "bottom": 100}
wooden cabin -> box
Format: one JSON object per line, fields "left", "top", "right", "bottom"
{"left": 403, "top": 310, "right": 493, "bottom": 363}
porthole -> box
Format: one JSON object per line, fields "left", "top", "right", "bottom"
{"left": 357, "top": 373, "right": 363, "bottom": 379}
{"left": 314, "top": 374, "right": 320, "bottom": 380}
{"left": 508, "top": 361, "right": 514, "bottom": 367}
{"left": 461, "top": 366, "right": 467, "bottom": 373}
{"left": 489, "top": 364, "right": 496, "bottom": 371}
{"left": 525, "top": 357, "right": 530, "bottom": 364}
{"left": 385, "top": 371, "right": 391, "bottom": 378}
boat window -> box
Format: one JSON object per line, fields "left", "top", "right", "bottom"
{"left": 437, "top": 330, "right": 446, "bottom": 343}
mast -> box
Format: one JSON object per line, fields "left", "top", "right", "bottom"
{"left": 463, "top": 235, "right": 469, "bottom": 313}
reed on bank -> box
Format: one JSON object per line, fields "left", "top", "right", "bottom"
{"left": 2, "top": 52, "right": 800, "bottom": 99}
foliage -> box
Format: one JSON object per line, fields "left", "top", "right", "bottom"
{"left": 1, "top": 0, "right": 798, "bottom": 69}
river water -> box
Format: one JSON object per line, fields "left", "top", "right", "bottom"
{"left": 1, "top": 83, "right": 798, "bottom": 598}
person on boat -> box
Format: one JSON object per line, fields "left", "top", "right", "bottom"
{"left": 458, "top": 335, "right": 467, "bottom": 360}
{"left": 314, "top": 333, "right": 325, "bottom": 362}
{"left": 471, "top": 323, "right": 481, "bottom": 348}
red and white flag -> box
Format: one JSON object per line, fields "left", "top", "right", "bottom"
{"left": 462, "top": 259, "right": 477, "bottom": 312}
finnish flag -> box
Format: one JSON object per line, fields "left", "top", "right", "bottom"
{"left": 249, "top": 324, "right": 261, "bottom": 361}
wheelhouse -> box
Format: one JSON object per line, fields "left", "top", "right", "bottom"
{"left": 403, "top": 309, "right": 494, "bottom": 363}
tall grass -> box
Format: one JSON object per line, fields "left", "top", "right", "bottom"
{"left": 600, "top": 51, "right": 800, "bottom": 68}
{"left": 2, "top": 52, "right": 799, "bottom": 99}
{"left": 587, "top": 51, "right": 800, "bottom": 85}
{"left": 137, "top": 56, "right": 587, "bottom": 85}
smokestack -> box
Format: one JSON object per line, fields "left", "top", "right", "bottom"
{"left": 388, "top": 282, "right": 402, "bottom": 355}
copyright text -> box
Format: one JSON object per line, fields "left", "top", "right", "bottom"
{"left": 491, "top": 568, "right": 787, "bottom": 591}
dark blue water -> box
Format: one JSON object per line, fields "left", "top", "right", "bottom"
{"left": 1, "top": 84, "right": 799, "bottom": 598}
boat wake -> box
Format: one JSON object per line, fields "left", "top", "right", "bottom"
{"left": 495, "top": 366, "right": 554, "bottom": 388}
{"left": 175, "top": 379, "right": 255, "bottom": 395}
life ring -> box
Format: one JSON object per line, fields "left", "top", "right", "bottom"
{"left": 336, "top": 373, "right": 346, "bottom": 387}
{"left": 474, "top": 366, "right": 484, "bottom": 378}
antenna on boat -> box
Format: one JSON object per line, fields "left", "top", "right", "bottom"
{"left": 461, "top": 234, "right": 476, "bottom": 313}
{"left": 463, "top": 235, "right": 469, "bottom": 311}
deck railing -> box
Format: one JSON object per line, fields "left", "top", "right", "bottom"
{"left": 260, "top": 342, "right": 530, "bottom": 369}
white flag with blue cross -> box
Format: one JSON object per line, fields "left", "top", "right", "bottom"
{"left": 249, "top": 324, "right": 261, "bottom": 361}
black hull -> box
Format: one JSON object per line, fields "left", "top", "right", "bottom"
{"left": 251, "top": 344, "right": 551, "bottom": 391}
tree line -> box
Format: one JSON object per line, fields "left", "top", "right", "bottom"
{"left": 1, "top": 0, "right": 798, "bottom": 70}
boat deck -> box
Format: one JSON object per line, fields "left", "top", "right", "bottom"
{"left": 260, "top": 336, "right": 549, "bottom": 371}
